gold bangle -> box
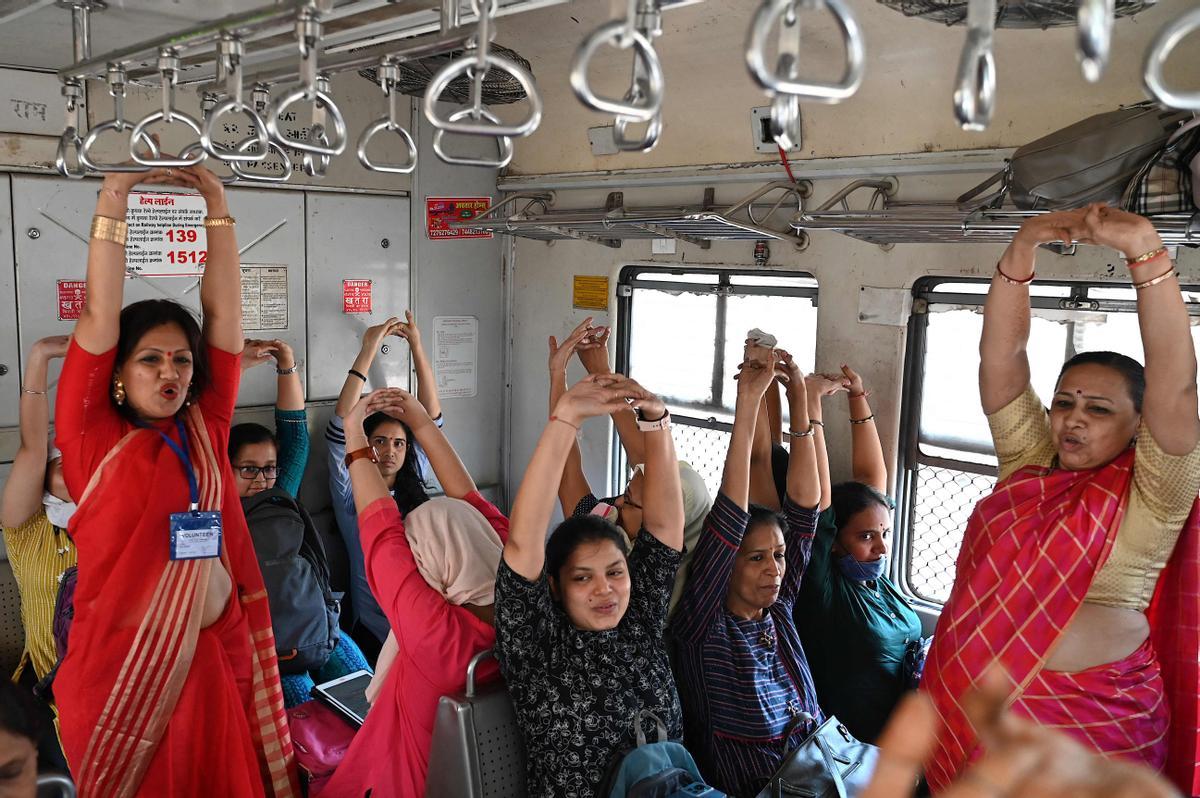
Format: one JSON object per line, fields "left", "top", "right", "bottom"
{"left": 1133, "top": 269, "right": 1178, "bottom": 291}
{"left": 203, "top": 216, "right": 236, "bottom": 228}
{"left": 90, "top": 215, "right": 128, "bottom": 246}
{"left": 1127, "top": 246, "right": 1168, "bottom": 267}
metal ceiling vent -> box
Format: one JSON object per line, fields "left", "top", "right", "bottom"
{"left": 875, "top": 0, "right": 1155, "bottom": 28}
{"left": 357, "top": 44, "right": 533, "bottom": 105}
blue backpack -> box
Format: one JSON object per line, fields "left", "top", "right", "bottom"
{"left": 601, "top": 710, "right": 726, "bottom": 798}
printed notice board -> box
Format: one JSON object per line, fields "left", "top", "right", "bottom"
{"left": 57, "top": 280, "right": 86, "bottom": 321}
{"left": 426, "top": 197, "right": 493, "bottom": 240}
{"left": 125, "top": 191, "right": 208, "bottom": 277}
{"left": 433, "top": 315, "right": 478, "bottom": 399}
{"left": 241, "top": 265, "right": 289, "bottom": 331}
{"left": 572, "top": 275, "right": 610, "bottom": 311}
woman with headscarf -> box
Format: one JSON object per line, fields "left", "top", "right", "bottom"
{"left": 0, "top": 335, "right": 78, "bottom": 770}
{"left": 923, "top": 205, "right": 1200, "bottom": 794}
{"left": 320, "top": 387, "right": 506, "bottom": 798}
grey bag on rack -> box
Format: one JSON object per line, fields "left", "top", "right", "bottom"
{"left": 958, "top": 103, "right": 1191, "bottom": 211}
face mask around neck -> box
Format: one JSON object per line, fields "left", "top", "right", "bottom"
{"left": 835, "top": 553, "right": 887, "bottom": 583}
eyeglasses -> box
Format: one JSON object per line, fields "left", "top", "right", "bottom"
{"left": 236, "top": 465, "right": 278, "bottom": 480}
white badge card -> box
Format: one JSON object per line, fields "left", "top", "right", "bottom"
{"left": 169, "top": 511, "right": 223, "bottom": 560}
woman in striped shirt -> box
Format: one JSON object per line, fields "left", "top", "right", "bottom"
{"left": 672, "top": 342, "right": 823, "bottom": 797}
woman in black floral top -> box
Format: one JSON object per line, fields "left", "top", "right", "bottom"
{"left": 495, "top": 373, "right": 685, "bottom": 797}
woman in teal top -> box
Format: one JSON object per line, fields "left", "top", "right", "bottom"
{"left": 793, "top": 365, "right": 923, "bottom": 743}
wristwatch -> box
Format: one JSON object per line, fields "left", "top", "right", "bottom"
{"left": 344, "top": 445, "right": 378, "bottom": 468}
{"left": 635, "top": 407, "right": 671, "bottom": 432}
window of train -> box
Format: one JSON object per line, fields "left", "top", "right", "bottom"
{"left": 898, "top": 277, "right": 1200, "bottom": 605}
{"left": 615, "top": 267, "right": 818, "bottom": 498}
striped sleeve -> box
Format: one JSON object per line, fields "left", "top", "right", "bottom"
{"left": 671, "top": 492, "right": 748, "bottom": 645}
{"left": 324, "top": 414, "right": 355, "bottom": 517}
{"left": 779, "top": 498, "right": 820, "bottom": 604}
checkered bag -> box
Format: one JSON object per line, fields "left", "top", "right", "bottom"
{"left": 1124, "top": 115, "right": 1200, "bottom": 216}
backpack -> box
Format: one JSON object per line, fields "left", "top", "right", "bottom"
{"left": 243, "top": 487, "right": 341, "bottom": 675}
{"left": 599, "top": 711, "right": 725, "bottom": 798}
{"left": 33, "top": 564, "right": 77, "bottom": 703}
{"left": 957, "top": 102, "right": 1191, "bottom": 211}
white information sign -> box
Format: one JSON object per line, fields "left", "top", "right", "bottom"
{"left": 125, "top": 191, "right": 208, "bottom": 277}
{"left": 241, "top": 265, "right": 289, "bottom": 331}
{"left": 433, "top": 315, "right": 478, "bottom": 399}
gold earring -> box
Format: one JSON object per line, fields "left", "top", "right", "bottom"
{"left": 112, "top": 377, "right": 126, "bottom": 405}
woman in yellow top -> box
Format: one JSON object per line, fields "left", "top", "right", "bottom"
{"left": 1, "top": 334, "right": 79, "bottom": 770}
{"left": 922, "top": 204, "right": 1200, "bottom": 795}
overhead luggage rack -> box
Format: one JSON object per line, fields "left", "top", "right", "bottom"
{"left": 450, "top": 181, "right": 816, "bottom": 249}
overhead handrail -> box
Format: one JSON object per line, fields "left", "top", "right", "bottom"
{"left": 80, "top": 64, "right": 162, "bottom": 173}
{"left": 570, "top": 0, "right": 665, "bottom": 123}
{"left": 1143, "top": 4, "right": 1200, "bottom": 111}
{"left": 55, "top": 78, "right": 88, "bottom": 179}
{"left": 746, "top": 0, "right": 866, "bottom": 105}
{"left": 732, "top": 180, "right": 813, "bottom": 226}
{"left": 202, "top": 34, "right": 271, "bottom": 162}
{"left": 130, "top": 48, "right": 208, "bottom": 167}
{"left": 952, "top": 0, "right": 996, "bottom": 131}
{"left": 433, "top": 107, "right": 516, "bottom": 168}
{"left": 266, "top": 6, "right": 348, "bottom": 157}
{"left": 423, "top": 0, "right": 542, "bottom": 142}
{"left": 810, "top": 177, "right": 899, "bottom": 213}
{"left": 232, "top": 84, "right": 296, "bottom": 183}
{"left": 357, "top": 57, "right": 418, "bottom": 174}
{"left": 1076, "top": 0, "right": 1115, "bottom": 83}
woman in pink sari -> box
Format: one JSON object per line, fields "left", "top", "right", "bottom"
{"left": 923, "top": 205, "right": 1200, "bottom": 795}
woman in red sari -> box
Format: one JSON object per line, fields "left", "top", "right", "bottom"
{"left": 923, "top": 204, "right": 1200, "bottom": 795}
{"left": 53, "top": 165, "right": 298, "bottom": 798}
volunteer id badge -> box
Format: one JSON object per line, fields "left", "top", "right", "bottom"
{"left": 169, "top": 511, "right": 223, "bottom": 560}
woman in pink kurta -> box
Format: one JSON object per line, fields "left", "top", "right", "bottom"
{"left": 321, "top": 387, "right": 506, "bottom": 798}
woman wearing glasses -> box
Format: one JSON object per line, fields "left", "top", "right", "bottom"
{"left": 230, "top": 338, "right": 370, "bottom": 708}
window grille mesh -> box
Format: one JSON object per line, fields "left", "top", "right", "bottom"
{"left": 669, "top": 421, "right": 731, "bottom": 500}
{"left": 907, "top": 463, "right": 996, "bottom": 603}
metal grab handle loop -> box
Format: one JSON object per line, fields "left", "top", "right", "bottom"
{"left": 953, "top": 0, "right": 996, "bottom": 130}
{"left": 1077, "top": 0, "right": 1115, "bottom": 83}
{"left": 79, "top": 63, "right": 162, "bottom": 172}
{"left": 265, "top": 6, "right": 347, "bottom": 156}
{"left": 231, "top": 137, "right": 295, "bottom": 183}
{"left": 432, "top": 107, "right": 514, "bottom": 168}
{"left": 611, "top": 63, "right": 662, "bottom": 151}
{"left": 202, "top": 35, "right": 270, "bottom": 162}
{"left": 570, "top": 21, "right": 664, "bottom": 122}
{"left": 303, "top": 124, "right": 332, "bottom": 177}
{"left": 746, "top": 0, "right": 866, "bottom": 104}
{"left": 357, "top": 59, "right": 418, "bottom": 174}
{"left": 267, "top": 87, "right": 347, "bottom": 156}
{"left": 1143, "top": 4, "right": 1200, "bottom": 111}
{"left": 129, "top": 48, "right": 207, "bottom": 167}
{"left": 423, "top": 54, "right": 543, "bottom": 137}
{"left": 56, "top": 79, "right": 88, "bottom": 179}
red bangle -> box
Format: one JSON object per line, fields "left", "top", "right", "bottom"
{"left": 550, "top": 415, "right": 580, "bottom": 431}
{"left": 995, "top": 262, "right": 1034, "bottom": 285}
{"left": 1127, "top": 247, "right": 1169, "bottom": 268}
{"left": 848, "top": 390, "right": 870, "bottom": 400}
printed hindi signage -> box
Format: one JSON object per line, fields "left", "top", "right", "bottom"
{"left": 572, "top": 275, "right": 610, "bottom": 311}
{"left": 425, "top": 197, "right": 493, "bottom": 240}
{"left": 57, "top": 280, "right": 86, "bottom": 321}
{"left": 240, "top": 265, "right": 289, "bottom": 331}
{"left": 433, "top": 315, "right": 479, "bottom": 399}
{"left": 342, "top": 279, "right": 373, "bottom": 314}
{"left": 125, "top": 191, "right": 208, "bottom": 277}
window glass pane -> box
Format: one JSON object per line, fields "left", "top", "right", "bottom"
{"left": 729, "top": 274, "right": 817, "bottom": 290}
{"left": 721, "top": 295, "right": 818, "bottom": 413}
{"left": 928, "top": 281, "right": 1070, "bottom": 298}
{"left": 628, "top": 290, "right": 718, "bottom": 407}
{"left": 632, "top": 271, "right": 719, "bottom": 284}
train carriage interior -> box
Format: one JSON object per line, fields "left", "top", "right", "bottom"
{"left": 0, "top": 0, "right": 1198, "bottom": 795}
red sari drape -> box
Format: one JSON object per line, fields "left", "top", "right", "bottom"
{"left": 922, "top": 450, "right": 1200, "bottom": 796}
{"left": 55, "top": 341, "right": 298, "bottom": 798}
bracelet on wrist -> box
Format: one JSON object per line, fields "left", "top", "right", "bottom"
{"left": 850, "top": 414, "right": 876, "bottom": 425}
{"left": 276, "top": 365, "right": 298, "bottom": 375}
{"left": 787, "top": 423, "right": 816, "bottom": 439}
{"left": 1132, "top": 269, "right": 1177, "bottom": 291}
{"left": 348, "top": 368, "right": 367, "bottom": 382}
{"left": 550, "top": 415, "right": 580, "bottom": 432}
{"left": 90, "top": 215, "right": 128, "bottom": 247}
{"left": 809, "top": 419, "right": 824, "bottom": 428}
{"left": 1126, "top": 246, "right": 1168, "bottom": 267}
{"left": 21, "top": 387, "right": 47, "bottom": 396}
{"left": 995, "top": 262, "right": 1034, "bottom": 286}
{"left": 848, "top": 390, "right": 870, "bottom": 400}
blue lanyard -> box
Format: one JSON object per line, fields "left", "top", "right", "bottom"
{"left": 141, "top": 418, "right": 200, "bottom": 511}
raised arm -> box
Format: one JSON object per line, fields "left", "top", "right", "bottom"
{"left": 723, "top": 344, "right": 780, "bottom": 510}
{"left": 1, "top": 337, "right": 69, "bottom": 528}
{"left": 506, "top": 376, "right": 636, "bottom": 581}
{"left": 1084, "top": 205, "right": 1200, "bottom": 454}
{"left": 549, "top": 319, "right": 598, "bottom": 516}
{"left": 388, "top": 387, "right": 477, "bottom": 499}
{"left": 841, "top": 364, "right": 887, "bottom": 493}
{"left": 335, "top": 317, "right": 403, "bottom": 418}
{"left": 343, "top": 388, "right": 410, "bottom": 512}
{"left": 981, "top": 210, "right": 1088, "bottom": 413}
{"left": 397, "top": 310, "right": 442, "bottom": 422}
{"left": 577, "top": 326, "right": 646, "bottom": 466}
{"left": 804, "top": 373, "right": 847, "bottom": 510}
{"left": 749, "top": 385, "right": 782, "bottom": 510}
{"left": 781, "top": 353, "right": 820, "bottom": 507}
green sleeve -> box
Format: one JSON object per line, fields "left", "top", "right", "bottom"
{"left": 274, "top": 408, "right": 309, "bottom": 498}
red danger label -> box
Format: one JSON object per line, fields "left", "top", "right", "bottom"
{"left": 342, "top": 279, "right": 372, "bottom": 314}
{"left": 57, "top": 280, "right": 86, "bottom": 321}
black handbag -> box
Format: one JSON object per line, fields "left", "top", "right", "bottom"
{"left": 755, "top": 715, "right": 879, "bottom": 798}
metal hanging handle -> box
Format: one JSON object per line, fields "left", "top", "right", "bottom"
{"left": 266, "top": 8, "right": 348, "bottom": 156}
{"left": 1077, "top": 0, "right": 1115, "bottom": 83}
{"left": 570, "top": 21, "right": 664, "bottom": 121}
{"left": 423, "top": 0, "right": 543, "bottom": 138}
{"left": 357, "top": 58, "right": 418, "bottom": 174}
{"left": 130, "top": 49, "right": 208, "bottom": 167}
{"left": 80, "top": 64, "right": 161, "bottom": 172}
{"left": 230, "top": 84, "right": 295, "bottom": 183}
{"left": 611, "top": 52, "right": 663, "bottom": 151}
{"left": 746, "top": 0, "right": 866, "bottom": 104}
{"left": 433, "top": 107, "right": 514, "bottom": 168}
{"left": 953, "top": 0, "right": 997, "bottom": 131}
{"left": 1143, "top": 4, "right": 1200, "bottom": 111}
{"left": 55, "top": 78, "right": 88, "bottom": 179}
{"left": 202, "top": 35, "right": 271, "bottom": 162}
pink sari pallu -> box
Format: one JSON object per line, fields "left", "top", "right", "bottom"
{"left": 922, "top": 450, "right": 1200, "bottom": 796}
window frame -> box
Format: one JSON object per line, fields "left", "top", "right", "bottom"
{"left": 895, "top": 274, "right": 1200, "bottom": 609}
{"left": 614, "top": 265, "right": 818, "bottom": 493}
